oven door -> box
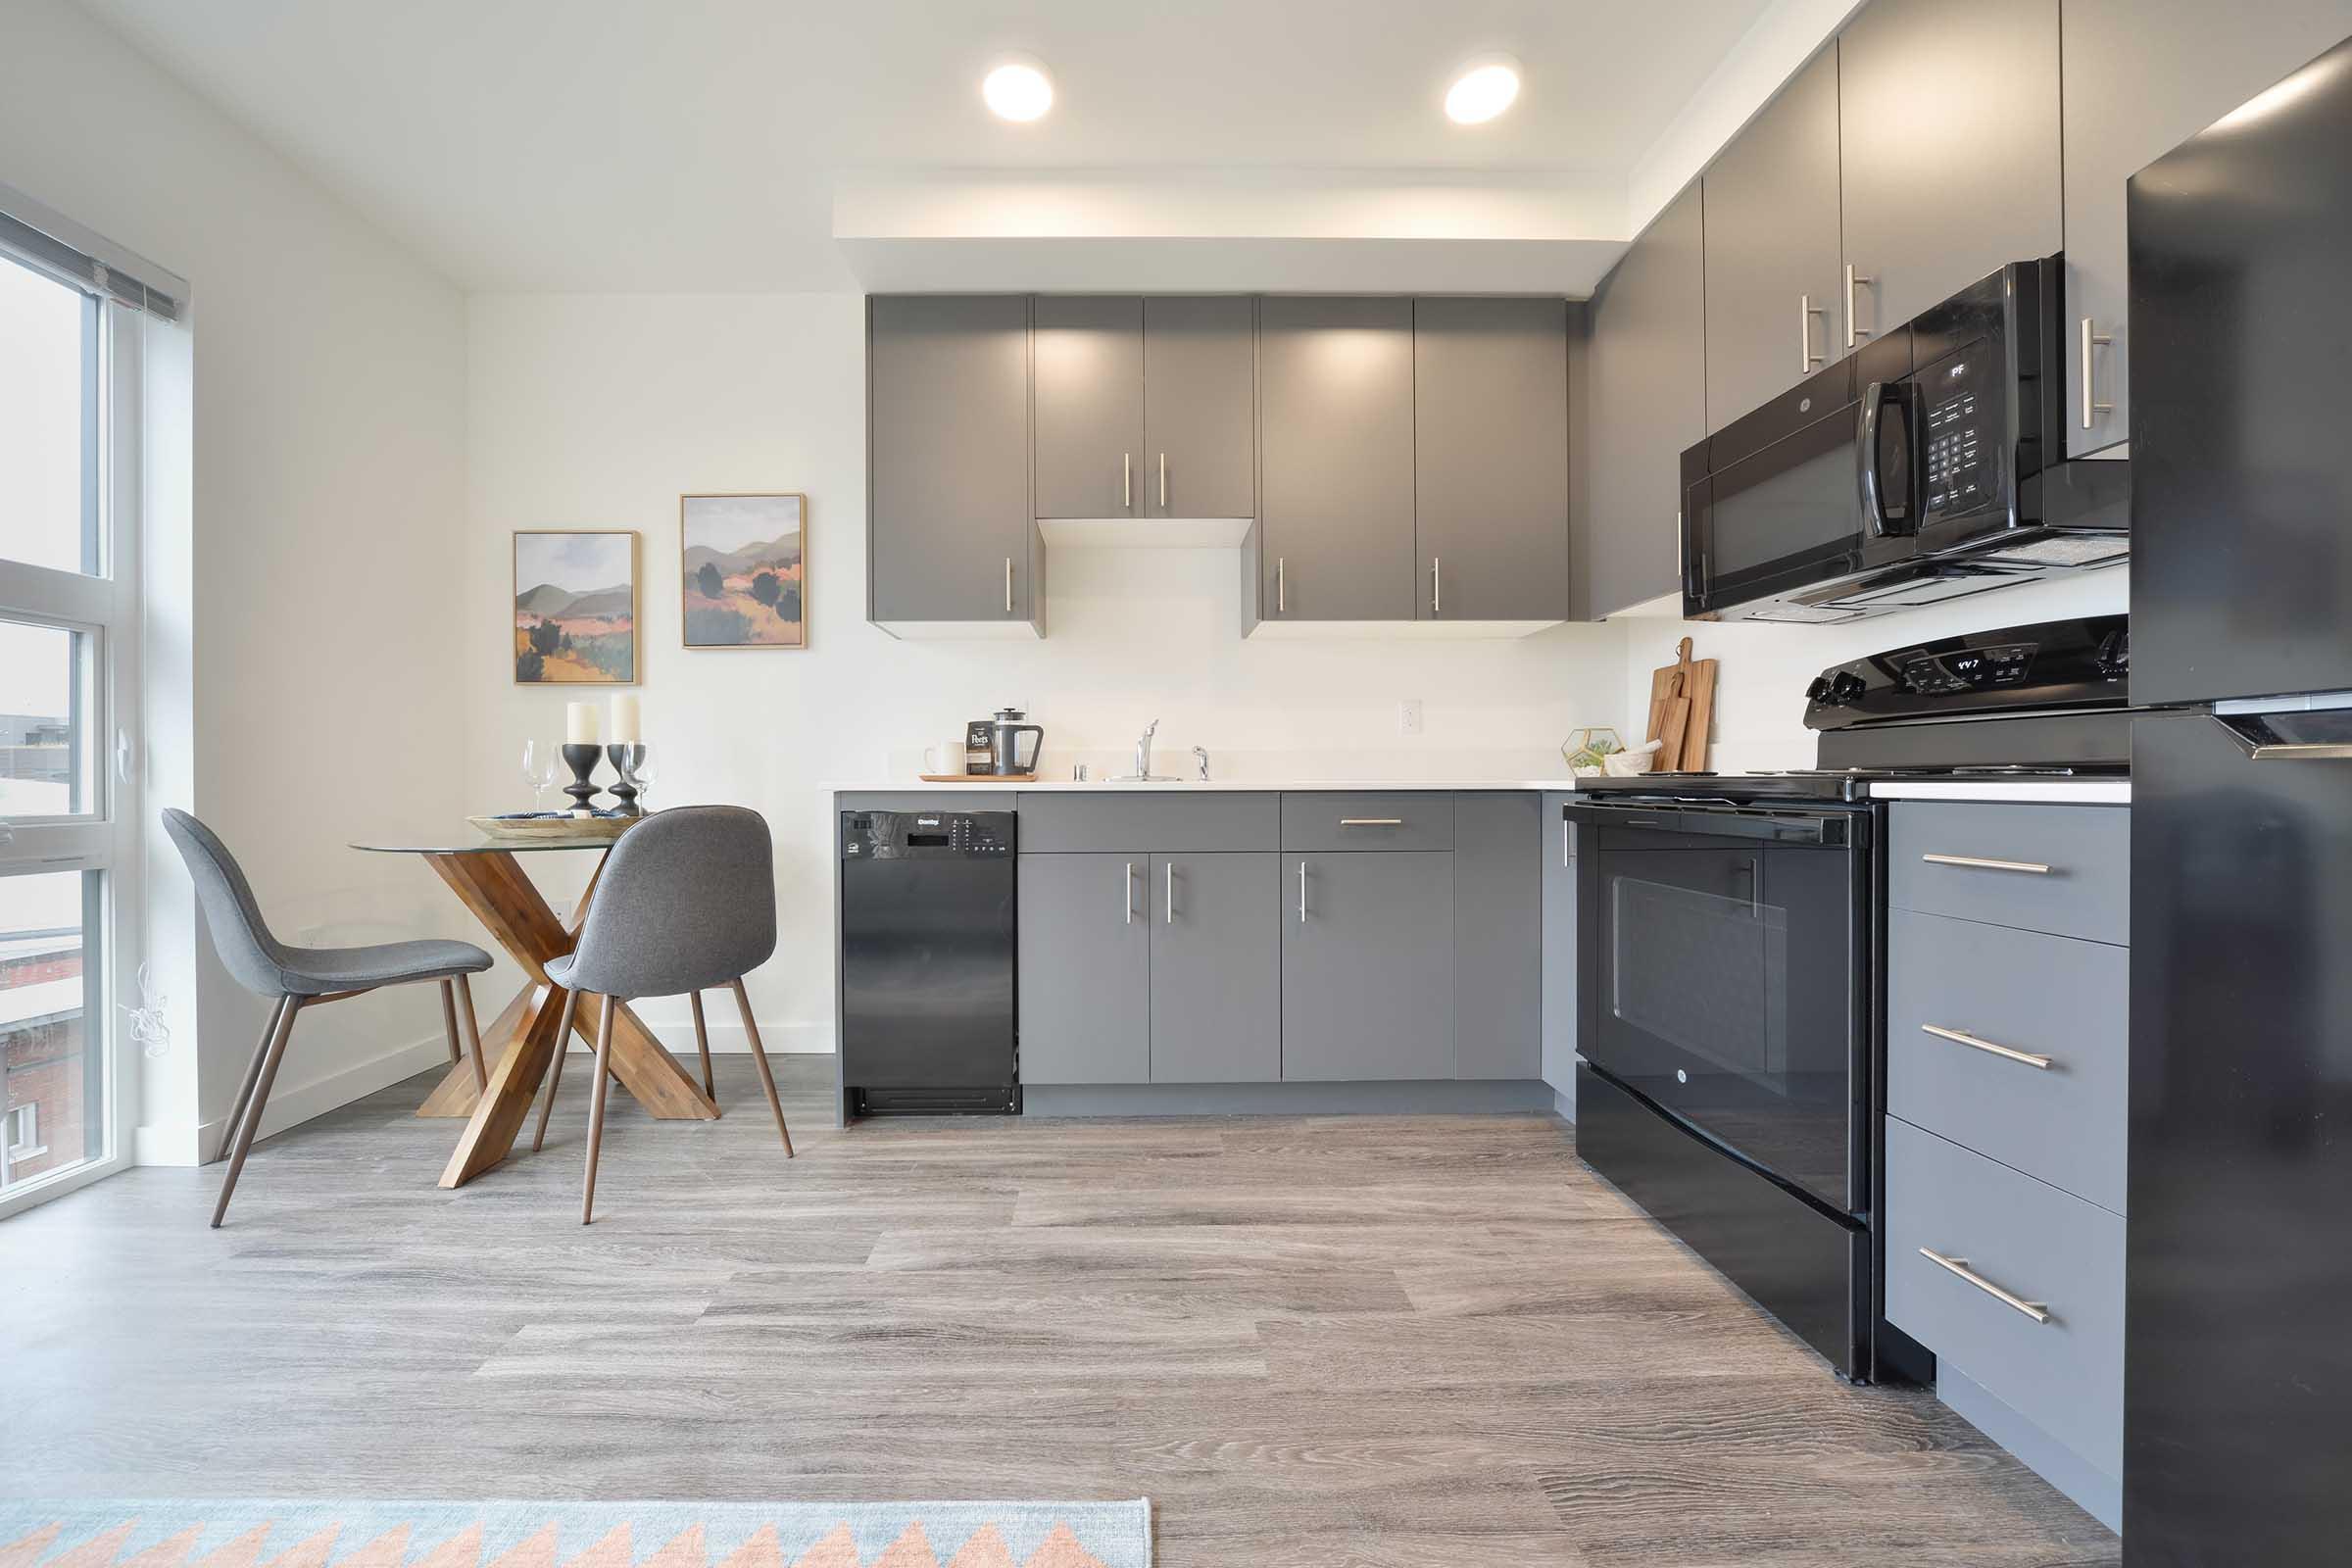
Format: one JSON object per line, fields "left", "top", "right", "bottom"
{"left": 1567, "top": 801, "right": 1870, "bottom": 1214}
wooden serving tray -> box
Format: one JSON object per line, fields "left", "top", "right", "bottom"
{"left": 918, "top": 773, "right": 1036, "bottom": 783}
{"left": 466, "top": 812, "right": 635, "bottom": 843}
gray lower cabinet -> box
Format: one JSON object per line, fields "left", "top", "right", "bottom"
{"left": 1149, "top": 853, "right": 1281, "bottom": 1083}
{"left": 1580, "top": 183, "right": 1706, "bottom": 619}
{"left": 1033, "top": 295, "right": 1145, "bottom": 519}
{"left": 1257, "top": 297, "right": 1417, "bottom": 621}
{"left": 1837, "top": 0, "right": 2063, "bottom": 341}
{"left": 1453, "top": 794, "right": 1541, "bottom": 1080}
{"left": 1412, "top": 298, "right": 1569, "bottom": 622}
{"left": 1701, "top": 46, "right": 1844, "bottom": 429}
{"left": 1145, "top": 296, "right": 1256, "bottom": 518}
{"left": 1282, "top": 852, "right": 1455, "bottom": 1080}
{"left": 1016, "top": 852, "right": 1149, "bottom": 1084}
{"left": 2060, "top": 0, "right": 2352, "bottom": 456}
{"left": 1539, "top": 794, "right": 1578, "bottom": 1106}
{"left": 867, "top": 295, "right": 1039, "bottom": 629}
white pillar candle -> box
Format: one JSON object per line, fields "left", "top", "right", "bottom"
{"left": 610, "top": 692, "right": 641, "bottom": 745}
{"left": 565, "top": 701, "right": 600, "bottom": 746}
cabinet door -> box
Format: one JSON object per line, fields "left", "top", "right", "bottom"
{"left": 1149, "top": 853, "right": 1280, "bottom": 1083}
{"left": 1144, "top": 296, "right": 1256, "bottom": 518}
{"left": 1016, "top": 853, "right": 1149, "bottom": 1084}
{"left": 1453, "top": 794, "right": 1541, "bottom": 1080}
{"left": 1257, "top": 296, "right": 1417, "bottom": 620}
{"left": 1034, "top": 296, "right": 1145, "bottom": 518}
{"left": 1539, "top": 793, "right": 1579, "bottom": 1104}
{"left": 2061, "top": 0, "right": 2352, "bottom": 455}
{"left": 1281, "top": 852, "right": 1454, "bottom": 1080}
{"left": 1413, "top": 298, "right": 1569, "bottom": 622}
{"left": 1701, "top": 48, "right": 1843, "bottom": 432}
{"left": 1579, "top": 184, "right": 1706, "bottom": 619}
{"left": 867, "top": 295, "right": 1036, "bottom": 623}
{"left": 1838, "top": 0, "right": 2062, "bottom": 342}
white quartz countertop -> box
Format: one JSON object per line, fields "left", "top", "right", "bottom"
{"left": 827, "top": 778, "right": 1583, "bottom": 794}
{"left": 1868, "top": 779, "right": 2131, "bottom": 804}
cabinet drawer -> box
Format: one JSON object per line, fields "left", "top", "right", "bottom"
{"left": 1887, "top": 803, "right": 2128, "bottom": 944}
{"left": 1015, "top": 792, "right": 1277, "bottom": 853}
{"left": 1886, "top": 911, "right": 2128, "bottom": 1214}
{"left": 1884, "top": 1116, "right": 2124, "bottom": 1483}
{"left": 1280, "top": 793, "right": 1454, "bottom": 853}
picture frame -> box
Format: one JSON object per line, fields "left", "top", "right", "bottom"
{"left": 680, "top": 492, "right": 807, "bottom": 650}
{"left": 512, "top": 529, "right": 640, "bottom": 685}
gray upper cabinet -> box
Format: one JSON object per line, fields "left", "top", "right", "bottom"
{"left": 867, "top": 295, "right": 1039, "bottom": 628}
{"left": 1016, "top": 852, "right": 1149, "bottom": 1084}
{"left": 1412, "top": 298, "right": 1570, "bottom": 622}
{"left": 1701, "top": 48, "right": 1843, "bottom": 432}
{"left": 1579, "top": 183, "right": 1706, "bottom": 620}
{"left": 1282, "top": 851, "right": 1455, "bottom": 1080}
{"left": 1149, "top": 853, "right": 1281, "bottom": 1083}
{"left": 1257, "top": 296, "right": 1418, "bottom": 621}
{"left": 1033, "top": 296, "right": 1145, "bottom": 518}
{"left": 2060, "top": 0, "right": 2352, "bottom": 456}
{"left": 1144, "top": 296, "right": 1256, "bottom": 517}
{"left": 1453, "top": 794, "right": 1542, "bottom": 1080}
{"left": 1837, "top": 0, "right": 2062, "bottom": 343}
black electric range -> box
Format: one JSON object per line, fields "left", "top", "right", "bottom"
{"left": 1567, "top": 613, "right": 2131, "bottom": 1384}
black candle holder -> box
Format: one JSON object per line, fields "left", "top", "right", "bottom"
{"left": 605, "top": 743, "right": 647, "bottom": 815}
{"left": 560, "top": 743, "right": 604, "bottom": 816}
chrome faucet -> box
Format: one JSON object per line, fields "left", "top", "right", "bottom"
{"left": 1133, "top": 719, "right": 1159, "bottom": 782}
{"left": 1192, "top": 745, "right": 1210, "bottom": 781}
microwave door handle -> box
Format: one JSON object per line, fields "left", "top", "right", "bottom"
{"left": 1857, "top": 380, "right": 1889, "bottom": 537}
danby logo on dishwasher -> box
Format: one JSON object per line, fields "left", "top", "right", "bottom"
{"left": 916, "top": 816, "right": 943, "bottom": 827}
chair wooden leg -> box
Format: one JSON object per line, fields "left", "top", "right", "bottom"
{"left": 731, "top": 978, "right": 793, "bottom": 1158}
{"left": 212, "top": 997, "right": 303, "bottom": 1228}
{"left": 438, "top": 979, "right": 463, "bottom": 1064}
{"left": 453, "top": 973, "right": 488, "bottom": 1090}
{"left": 216, "top": 996, "right": 289, "bottom": 1165}
{"left": 581, "top": 993, "right": 616, "bottom": 1224}
{"left": 533, "top": 988, "right": 582, "bottom": 1152}
{"left": 689, "top": 990, "right": 715, "bottom": 1101}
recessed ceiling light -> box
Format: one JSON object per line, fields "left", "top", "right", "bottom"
{"left": 983, "top": 59, "right": 1054, "bottom": 122}
{"left": 1446, "top": 57, "right": 1522, "bottom": 125}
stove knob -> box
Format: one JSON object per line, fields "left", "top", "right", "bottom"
{"left": 1805, "top": 676, "right": 1836, "bottom": 705}
{"left": 1832, "top": 672, "right": 1868, "bottom": 704}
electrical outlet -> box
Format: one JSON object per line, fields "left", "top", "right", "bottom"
{"left": 1398, "top": 699, "right": 1424, "bottom": 736}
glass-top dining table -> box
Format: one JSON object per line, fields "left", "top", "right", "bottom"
{"left": 353, "top": 826, "right": 719, "bottom": 1188}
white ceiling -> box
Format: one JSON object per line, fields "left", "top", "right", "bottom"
{"left": 76, "top": 0, "right": 1789, "bottom": 293}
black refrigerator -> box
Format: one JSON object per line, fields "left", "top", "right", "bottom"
{"left": 2126, "top": 35, "right": 2352, "bottom": 1565}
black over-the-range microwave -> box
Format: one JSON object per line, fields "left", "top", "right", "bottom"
{"left": 1680, "top": 257, "right": 2131, "bottom": 624}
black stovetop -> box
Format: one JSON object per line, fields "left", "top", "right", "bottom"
{"left": 1572, "top": 765, "right": 2114, "bottom": 804}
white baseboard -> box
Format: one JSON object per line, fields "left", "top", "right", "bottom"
{"left": 138, "top": 1030, "right": 455, "bottom": 1168}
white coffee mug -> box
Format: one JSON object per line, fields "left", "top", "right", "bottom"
{"left": 923, "top": 736, "right": 968, "bottom": 774}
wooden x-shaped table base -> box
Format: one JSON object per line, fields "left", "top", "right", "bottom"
{"left": 408, "top": 846, "right": 716, "bottom": 1187}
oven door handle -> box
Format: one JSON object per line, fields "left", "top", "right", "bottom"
{"left": 1560, "top": 803, "right": 1849, "bottom": 847}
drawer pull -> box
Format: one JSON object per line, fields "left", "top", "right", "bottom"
{"left": 1921, "top": 852, "right": 2052, "bottom": 875}
{"left": 1920, "top": 1248, "right": 2052, "bottom": 1324}
{"left": 1922, "top": 1022, "right": 2054, "bottom": 1070}
{"left": 1339, "top": 817, "right": 1404, "bottom": 827}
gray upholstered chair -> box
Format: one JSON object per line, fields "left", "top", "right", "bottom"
{"left": 162, "top": 808, "right": 495, "bottom": 1227}
{"left": 535, "top": 804, "right": 792, "bottom": 1222}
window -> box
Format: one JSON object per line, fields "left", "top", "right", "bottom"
{"left": 0, "top": 188, "right": 178, "bottom": 1215}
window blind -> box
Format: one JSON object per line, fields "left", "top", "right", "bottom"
{"left": 0, "top": 182, "right": 186, "bottom": 321}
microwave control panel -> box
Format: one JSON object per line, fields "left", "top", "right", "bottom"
{"left": 1920, "top": 347, "right": 1990, "bottom": 515}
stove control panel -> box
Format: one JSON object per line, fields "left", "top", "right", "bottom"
{"left": 1803, "top": 612, "right": 2130, "bottom": 731}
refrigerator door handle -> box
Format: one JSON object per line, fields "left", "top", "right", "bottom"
{"left": 2218, "top": 710, "right": 2352, "bottom": 760}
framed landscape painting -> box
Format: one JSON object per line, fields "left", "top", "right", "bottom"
{"left": 681, "top": 492, "right": 807, "bottom": 649}
{"left": 513, "top": 529, "right": 638, "bottom": 684}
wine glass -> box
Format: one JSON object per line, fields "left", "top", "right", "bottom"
{"left": 630, "top": 756, "right": 659, "bottom": 808}
{"left": 520, "top": 740, "right": 558, "bottom": 812}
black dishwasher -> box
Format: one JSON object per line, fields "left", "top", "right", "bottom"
{"left": 839, "top": 809, "right": 1019, "bottom": 1116}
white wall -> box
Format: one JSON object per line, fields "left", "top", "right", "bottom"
{"left": 1618, "top": 569, "right": 2132, "bottom": 773}
{"left": 466, "top": 291, "right": 1629, "bottom": 1051}
{"left": 0, "top": 0, "right": 472, "bottom": 1160}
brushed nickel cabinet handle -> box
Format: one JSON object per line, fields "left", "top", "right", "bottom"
{"left": 1922, "top": 1022, "right": 2053, "bottom": 1070}
{"left": 1158, "top": 451, "right": 1167, "bottom": 510}
{"left": 1298, "top": 859, "right": 1308, "bottom": 921}
{"left": 1124, "top": 861, "right": 1135, "bottom": 925}
{"left": 1800, "top": 293, "right": 1826, "bottom": 370}
{"left": 1004, "top": 557, "right": 1013, "bottom": 613}
{"left": 1339, "top": 817, "right": 1404, "bottom": 827}
{"left": 2081, "top": 318, "right": 2114, "bottom": 429}
{"left": 1165, "top": 860, "right": 1175, "bottom": 925}
{"left": 1276, "top": 557, "right": 1287, "bottom": 613}
{"left": 1920, "top": 852, "right": 2051, "bottom": 875}
{"left": 1432, "top": 557, "right": 1442, "bottom": 615}
{"left": 1919, "top": 1249, "right": 2051, "bottom": 1324}
{"left": 1123, "top": 451, "right": 1132, "bottom": 509}
{"left": 1845, "top": 264, "right": 1874, "bottom": 348}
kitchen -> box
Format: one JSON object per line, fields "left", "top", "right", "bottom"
{"left": 4, "top": 1, "right": 2351, "bottom": 1563}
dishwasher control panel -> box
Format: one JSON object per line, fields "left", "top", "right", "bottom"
{"left": 841, "top": 809, "right": 1015, "bottom": 859}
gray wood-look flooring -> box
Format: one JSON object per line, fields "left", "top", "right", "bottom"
{"left": 0, "top": 1057, "right": 2121, "bottom": 1567}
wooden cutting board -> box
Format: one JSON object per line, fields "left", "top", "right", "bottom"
{"left": 1643, "top": 636, "right": 1720, "bottom": 772}
{"left": 1679, "top": 648, "right": 1720, "bottom": 772}
{"left": 1645, "top": 655, "right": 1684, "bottom": 747}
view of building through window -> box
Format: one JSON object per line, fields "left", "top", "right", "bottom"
{"left": 1, "top": 869, "right": 92, "bottom": 1192}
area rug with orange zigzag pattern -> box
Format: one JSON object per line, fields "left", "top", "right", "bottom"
{"left": 0, "top": 1501, "right": 1151, "bottom": 1568}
